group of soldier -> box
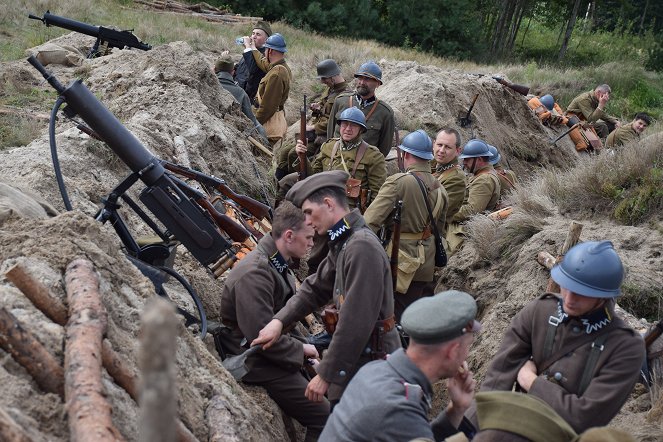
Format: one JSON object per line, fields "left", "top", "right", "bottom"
{"left": 213, "top": 20, "right": 648, "bottom": 442}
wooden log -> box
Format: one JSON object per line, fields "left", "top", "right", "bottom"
{"left": 139, "top": 297, "right": 179, "bottom": 442}
{"left": 206, "top": 395, "right": 240, "bottom": 441}
{"left": 546, "top": 221, "right": 583, "bottom": 293}
{"left": 0, "top": 105, "right": 50, "bottom": 121}
{"left": 248, "top": 135, "right": 273, "bottom": 157}
{"left": 4, "top": 262, "right": 68, "bottom": 326}
{"left": 64, "top": 258, "right": 124, "bottom": 442}
{"left": 537, "top": 251, "right": 557, "bottom": 270}
{"left": 0, "top": 306, "right": 64, "bottom": 397}
{"left": 0, "top": 406, "right": 33, "bottom": 442}
{"left": 487, "top": 206, "right": 513, "bottom": 221}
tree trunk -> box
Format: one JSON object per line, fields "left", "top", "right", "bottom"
{"left": 639, "top": 0, "right": 650, "bottom": 36}
{"left": 507, "top": 0, "right": 526, "bottom": 53}
{"left": 558, "top": 0, "right": 582, "bottom": 62}
{"left": 0, "top": 407, "right": 33, "bottom": 442}
{"left": 520, "top": 16, "right": 532, "bottom": 47}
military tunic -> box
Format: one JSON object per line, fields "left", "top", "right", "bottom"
{"left": 434, "top": 160, "right": 467, "bottom": 230}
{"left": 254, "top": 58, "right": 291, "bottom": 124}
{"left": 451, "top": 165, "right": 501, "bottom": 223}
{"left": 274, "top": 209, "right": 401, "bottom": 401}
{"left": 566, "top": 91, "right": 618, "bottom": 138}
{"left": 319, "top": 348, "right": 458, "bottom": 441}
{"left": 605, "top": 124, "right": 639, "bottom": 148}
{"left": 312, "top": 81, "right": 351, "bottom": 136}
{"left": 220, "top": 234, "right": 330, "bottom": 433}
{"left": 494, "top": 165, "right": 517, "bottom": 202}
{"left": 474, "top": 294, "right": 645, "bottom": 433}
{"left": 235, "top": 46, "right": 266, "bottom": 101}
{"left": 328, "top": 93, "right": 395, "bottom": 156}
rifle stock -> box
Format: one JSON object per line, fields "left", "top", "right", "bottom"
{"left": 492, "top": 76, "right": 530, "bottom": 96}
{"left": 298, "top": 95, "right": 308, "bottom": 180}
{"left": 645, "top": 320, "right": 663, "bottom": 351}
{"left": 390, "top": 201, "right": 403, "bottom": 291}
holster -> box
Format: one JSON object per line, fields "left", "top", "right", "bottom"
{"left": 369, "top": 315, "right": 396, "bottom": 360}
{"left": 345, "top": 176, "right": 362, "bottom": 198}
{"left": 359, "top": 188, "right": 369, "bottom": 213}
{"left": 322, "top": 305, "right": 339, "bottom": 334}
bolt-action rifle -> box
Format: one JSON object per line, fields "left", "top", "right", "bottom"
{"left": 29, "top": 11, "right": 151, "bottom": 58}
{"left": 298, "top": 95, "right": 308, "bottom": 180}
{"left": 492, "top": 76, "right": 530, "bottom": 96}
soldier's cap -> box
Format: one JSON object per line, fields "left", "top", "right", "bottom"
{"left": 476, "top": 391, "right": 577, "bottom": 442}
{"left": 401, "top": 290, "right": 481, "bottom": 344}
{"left": 253, "top": 20, "right": 272, "bottom": 36}
{"left": 214, "top": 55, "right": 235, "bottom": 74}
{"left": 285, "top": 170, "right": 349, "bottom": 208}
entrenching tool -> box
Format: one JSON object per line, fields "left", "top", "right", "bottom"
{"left": 458, "top": 93, "right": 480, "bottom": 128}
{"left": 222, "top": 345, "right": 261, "bottom": 380}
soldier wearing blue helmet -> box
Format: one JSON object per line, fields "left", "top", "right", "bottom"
{"left": 487, "top": 144, "right": 517, "bottom": 202}
{"left": 468, "top": 240, "right": 645, "bottom": 433}
{"left": 364, "top": 129, "right": 449, "bottom": 320}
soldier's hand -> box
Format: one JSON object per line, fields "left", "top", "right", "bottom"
{"left": 303, "top": 343, "right": 319, "bottom": 359}
{"left": 295, "top": 140, "right": 307, "bottom": 155}
{"left": 305, "top": 375, "right": 329, "bottom": 402}
{"left": 242, "top": 36, "right": 252, "bottom": 49}
{"left": 516, "top": 359, "right": 538, "bottom": 392}
{"left": 447, "top": 362, "right": 475, "bottom": 411}
{"left": 615, "top": 120, "right": 622, "bottom": 128}
{"left": 306, "top": 124, "right": 315, "bottom": 132}
{"left": 310, "top": 102, "right": 321, "bottom": 112}
{"left": 251, "top": 319, "right": 283, "bottom": 350}
{"left": 598, "top": 91, "right": 609, "bottom": 107}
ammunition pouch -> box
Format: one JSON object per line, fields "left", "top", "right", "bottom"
{"left": 369, "top": 315, "right": 396, "bottom": 360}
{"left": 345, "top": 176, "right": 362, "bottom": 199}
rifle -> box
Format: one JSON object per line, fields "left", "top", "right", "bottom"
{"left": 492, "top": 76, "right": 530, "bottom": 96}
{"left": 458, "top": 93, "right": 480, "bottom": 128}
{"left": 162, "top": 161, "right": 271, "bottom": 221}
{"left": 549, "top": 123, "right": 580, "bottom": 146}
{"left": 298, "top": 95, "right": 308, "bottom": 180}
{"left": 390, "top": 200, "right": 403, "bottom": 292}
{"left": 645, "top": 319, "right": 663, "bottom": 354}
{"left": 29, "top": 11, "right": 151, "bottom": 58}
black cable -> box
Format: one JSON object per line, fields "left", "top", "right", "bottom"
{"left": 157, "top": 265, "right": 207, "bottom": 340}
{"left": 49, "top": 97, "right": 72, "bottom": 211}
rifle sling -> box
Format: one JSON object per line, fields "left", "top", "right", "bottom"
{"left": 348, "top": 95, "right": 380, "bottom": 122}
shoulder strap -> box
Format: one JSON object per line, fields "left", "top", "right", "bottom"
{"left": 411, "top": 173, "right": 445, "bottom": 246}
{"left": 365, "top": 98, "right": 380, "bottom": 121}
{"left": 348, "top": 94, "right": 353, "bottom": 108}
{"left": 350, "top": 142, "right": 369, "bottom": 177}
{"left": 329, "top": 140, "right": 342, "bottom": 171}
{"left": 578, "top": 332, "right": 610, "bottom": 395}
{"left": 497, "top": 169, "right": 516, "bottom": 189}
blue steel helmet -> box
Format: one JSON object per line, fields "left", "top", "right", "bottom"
{"left": 338, "top": 106, "right": 367, "bottom": 131}
{"left": 540, "top": 94, "right": 555, "bottom": 111}
{"left": 458, "top": 139, "right": 493, "bottom": 159}
{"left": 487, "top": 145, "right": 501, "bottom": 165}
{"left": 264, "top": 33, "right": 287, "bottom": 53}
{"left": 550, "top": 241, "right": 624, "bottom": 298}
{"left": 354, "top": 61, "right": 383, "bottom": 84}
{"left": 399, "top": 130, "right": 433, "bottom": 160}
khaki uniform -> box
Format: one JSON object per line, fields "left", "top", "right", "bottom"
{"left": 253, "top": 58, "right": 292, "bottom": 125}
{"left": 220, "top": 235, "right": 329, "bottom": 438}
{"left": 605, "top": 124, "right": 639, "bottom": 148}
{"left": 470, "top": 294, "right": 645, "bottom": 433}
{"left": 566, "top": 91, "right": 619, "bottom": 138}
{"left": 274, "top": 209, "right": 401, "bottom": 401}
{"left": 434, "top": 160, "right": 467, "bottom": 233}
{"left": 494, "top": 165, "right": 517, "bottom": 203}
{"left": 328, "top": 93, "right": 395, "bottom": 156}
{"left": 364, "top": 162, "right": 448, "bottom": 319}
{"left": 447, "top": 165, "right": 500, "bottom": 254}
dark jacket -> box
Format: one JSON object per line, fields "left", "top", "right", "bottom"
{"left": 234, "top": 46, "right": 266, "bottom": 102}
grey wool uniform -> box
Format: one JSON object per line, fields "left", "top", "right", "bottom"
{"left": 471, "top": 294, "right": 645, "bottom": 433}
{"left": 273, "top": 209, "right": 401, "bottom": 401}
{"left": 220, "top": 234, "right": 329, "bottom": 435}
{"left": 328, "top": 93, "right": 395, "bottom": 156}
{"left": 319, "top": 348, "right": 458, "bottom": 441}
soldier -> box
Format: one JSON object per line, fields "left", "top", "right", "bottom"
{"left": 446, "top": 139, "right": 500, "bottom": 254}
{"left": 327, "top": 61, "right": 395, "bottom": 156}
{"left": 467, "top": 240, "right": 645, "bottom": 433}
{"left": 433, "top": 128, "right": 467, "bottom": 234}
{"left": 214, "top": 54, "right": 267, "bottom": 140}
{"left": 275, "top": 59, "right": 350, "bottom": 179}
{"left": 318, "top": 291, "right": 480, "bottom": 441}
{"left": 220, "top": 201, "right": 329, "bottom": 441}
{"left": 364, "top": 130, "right": 448, "bottom": 320}
{"left": 234, "top": 20, "right": 272, "bottom": 103}
{"left": 487, "top": 144, "right": 516, "bottom": 203}
{"left": 566, "top": 84, "right": 621, "bottom": 138}
{"left": 606, "top": 112, "right": 651, "bottom": 148}
{"left": 252, "top": 171, "right": 401, "bottom": 408}
{"left": 528, "top": 94, "right": 569, "bottom": 127}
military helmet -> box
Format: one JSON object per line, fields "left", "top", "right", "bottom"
{"left": 540, "top": 94, "right": 555, "bottom": 111}
{"left": 316, "top": 59, "right": 341, "bottom": 79}
{"left": 399, "top": 129, "right": 433, "bottom": 160}
{"left": 550, "top": 240, "right": 624, "bottom": 298}
{"left": 487, "top": 145, "right": 501, "bottom": 165}
{"left": 264, "top": 33, "right": 287, "bottom": 53}
{"left": 458, "top": 139, "right": 493, "bottom": 159}
{"left": 354, "top": 61, "right": 383, "bottom": 84}
{"left": 338, "top": 106, "right": 367, "bottom": 131}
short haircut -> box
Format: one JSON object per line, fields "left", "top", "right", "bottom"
{"left": 271, "top": 201, "right": 305, "bottom": 238}
{"left": 437, "top": 128, "right": 461, "bottom": 148}
{"left": 634, "top": 112, "right": 652, "bottom": 125}
{"left": 306, "top": 186, "right": 349, "bottom": 210}
{"left": 595, "top": 84, "right": 611, "bottom": 94}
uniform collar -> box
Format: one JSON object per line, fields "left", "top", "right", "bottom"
{"left": 333, "top": 81, "right": 349, "bottom": 93}
{"left": 555, "top": 298, "right": 615, "bottom": 335}
{"left": 387, "top": 348, "right": 433, "bottom": 404}
{"left": 436, "top": 158, "right": 459, "bottom": 173}
{"left": 356, "top": 94, "right": 376, "bottom": 109}
{"left": 407, "top": 162, "right": 433, "bottom": 174}
{"left": 341, "top": 137, "right": 363, "bottom": 151}
{"left": 327, "top": 209, "right": 365, "bottom": 245}
{"left": 258, "top": 234, "right": 290, "bottom": 274}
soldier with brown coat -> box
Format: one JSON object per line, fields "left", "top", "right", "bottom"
{"left": 605, "top": 112, "right": 651, "bottom": 148}
{"left": 566, "top": 84, "right": 621, "bottom": 138}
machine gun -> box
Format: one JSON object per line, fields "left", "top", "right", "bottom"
{"left": 29, "top": 11, "right": 151, "bottom": 58}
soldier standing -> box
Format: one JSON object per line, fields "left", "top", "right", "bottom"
{"left": 220, "top": 202, "right": 329, "bottom": 441}
{"left": 327, "top": 61, "right": 395, "bottom": 156}
{"left": 252, "top": 171, "right": 401, "bottom": 408}
{"left": 566, "top": 84, "right": 621, "bottom": 138}
{"left": 234, "top": 21, "right": 272, "bottom": 102}
{"left": 467, "top": 241, "right": 645, "bottom": 433}
{"left": 433, "top": 128, "right": 467, "bottom": 236}
{"left": 364, "top": 130, "right": 448, "bottom": 320}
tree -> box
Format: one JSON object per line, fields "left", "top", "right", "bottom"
{"left": 558, "top": 0, "right": 583, "bottom": 61}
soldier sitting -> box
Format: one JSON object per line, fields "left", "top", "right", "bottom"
{"left": 566, "top": 84, "right": 621, "bottom": 139}
{"left": 605, "top": 112, "right": 651, "bottom": 149}
{"left": 487, "top": 144, "right": 516, "bottom": 204}
{"left": 528, "top": 94, "right": 570, "bottom": 127}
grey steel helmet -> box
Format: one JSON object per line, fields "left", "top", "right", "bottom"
{"left": 540, "top": 94, "right": 554, "bottom": 111}
{"left": 338, "top": 106, "right": 366, "bottom": 131}
{"left": 550, "top": 241, "right": 624, "bottom": 298}
{"left": 264, "top": 33, "right": 287, "bottom": 53}
{"left": 399, "top": 129, "right": 433, "bottom": 160}
{"left": 316, "top": 59, "right": 341, "bottom": 78}
{"left": 487, "top": 145, "right": 501, "bottom": 165}
{"left": 354, "top": 61, "right": 383, "bottom": 84}
{"left": 458, "top": 139, "right": 493, "bottom": 159}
